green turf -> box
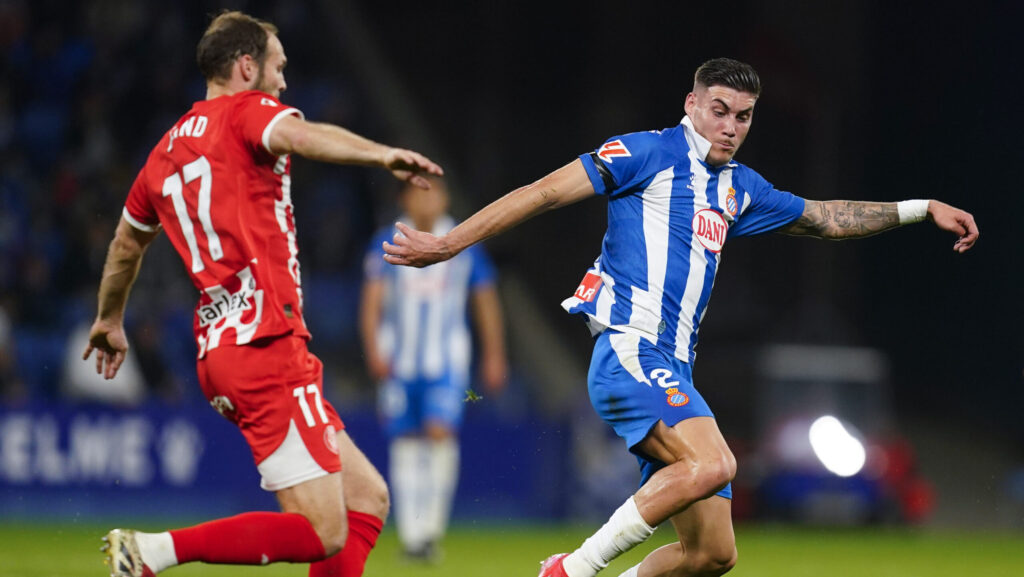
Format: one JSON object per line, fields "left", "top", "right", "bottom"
{"left": 1, "top": 522, "right": 1022, "bottom": 577}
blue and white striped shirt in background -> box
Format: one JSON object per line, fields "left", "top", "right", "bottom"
{"left": 365, "top": 216, "right": 496, "bottom": 382}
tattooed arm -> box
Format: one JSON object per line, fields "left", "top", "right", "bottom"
{"left": 779, "top": 199, "right": 979, "bottom": 252}
{"left": 780, "top": 200, "right": 899, "bottom": 239}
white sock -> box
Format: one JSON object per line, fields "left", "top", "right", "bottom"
{"left": 391, "top": 437, "right": 429, "bottom": 550}
{"left": 134, "top": 531, "right": 177, "bottom": 573}
{"left": 423, "top": 437, "right": 458, "bottom": 542}
{"left": 562, "top": 496, "right": 656, "bottom": 577}
{"left": 617, "top": 564, "right": 641, "bottom": 577}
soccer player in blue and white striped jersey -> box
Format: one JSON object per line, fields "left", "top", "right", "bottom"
{"left": 383, "top": 58, "right": 978, "bottom": 577}
{"left": 361, "top": 177, "right": 507, "bottom": 561}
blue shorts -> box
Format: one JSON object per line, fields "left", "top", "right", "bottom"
{"left": 378, "top": 374, "right": 465, "bottom": 438}
{"left": 588, "top": 330, "right": 731, "bottom": 498}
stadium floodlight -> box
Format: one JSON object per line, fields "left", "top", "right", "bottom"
{"left": 808, "top": 415, "right": 866, "bottom": 477}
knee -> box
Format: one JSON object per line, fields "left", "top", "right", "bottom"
{"left": 696, "top": 545, "right": 737, "bottom": 577}
{"left": 666, "top": 448, "right": 736, "bottom": 495}
{"left": 314, "top": 516, "right": 348, "bottom": 557}
{"left": 640, "top": 450, "right": 736, "bottom": 514}
{"left": 371, "top": 476, "right": 391, "bottom": 520}
{"left": 676, "top": 543, "right": 737, "bottom": 577}
{"left": 354, "top": 465, "right": 391, "bottom": 521}
{"left": 342, "top": 454, "right": 392, "bottom": 520}
{"left": 698, "top": 450, "right": 736, "bottom": 495}
{"left": 696, "top": 544, "right": 737, "bottom": 576}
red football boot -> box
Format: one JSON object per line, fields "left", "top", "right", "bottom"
{"left": 538, "top": 552, "right": 570, "bottom": 577}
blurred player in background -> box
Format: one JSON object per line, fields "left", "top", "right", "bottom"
{"left": 360, "top": 176, "right": 507, "bottom": 562}
{"left": 82, "top": 11, "right": 442, "bottom": 577}
{"left": 383, "top": 58, "right": 978, "bottom": 577}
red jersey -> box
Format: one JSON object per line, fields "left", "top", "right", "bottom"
{"left": 124, "top": 90, "right": 309, "bottom": 357}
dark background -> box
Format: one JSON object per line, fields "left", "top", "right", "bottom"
{"left": 0, "top": 0, "right": 1020, "bottom": 516}
{"left": 355, "top": 0, "right": 1022, "bottom": 442}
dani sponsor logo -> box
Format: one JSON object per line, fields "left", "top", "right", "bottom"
{"left": 692, "top": 209, "right": 727, "bottom": 253}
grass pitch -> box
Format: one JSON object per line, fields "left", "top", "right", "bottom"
{"left": 1, "top": 521, "right": 1022, "bottom": 577}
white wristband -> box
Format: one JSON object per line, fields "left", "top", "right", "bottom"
{"left": 896, "top": 199, "right": 929, "bottom": 224}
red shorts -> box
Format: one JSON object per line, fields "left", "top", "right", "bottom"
{"left": 197, "top": 335, "right": 344, "bottom": 491}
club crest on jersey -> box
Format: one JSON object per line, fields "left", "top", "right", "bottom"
{"left": 725, "top": 188, "right": 738, "bottom": 216}
{"left": 210, "top": 395, "right": 235, "bottom": 416}
{"left": 692, "top": 209, "right": 728, "bottom": 253}
{"left": 597, "top": 140, "right": 631, "bottom": 163}
{"left": 260, "top": 97, "right": 279, "bottom": 107}
{"left": 324, "top": 425, "right": 339, "bottom": 455}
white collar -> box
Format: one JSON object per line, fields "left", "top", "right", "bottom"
{"left": 680, "top": 116, "right": 739, "bottom": 168}
{"left": 680, "top": 116, "right": 712, "bottom": 162}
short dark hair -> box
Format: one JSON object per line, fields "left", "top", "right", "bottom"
{"left": 196, "top": 11, "right": 278, "bottom": 82}
{"left": 694, "top": 58, "right": 761, "bottom": 97}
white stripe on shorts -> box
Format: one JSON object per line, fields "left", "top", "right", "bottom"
{"left": 608, "top": 331, "right": 651, "bottom": 387}
{"left": 257, "top": 419, "right": 331, "bottom": 491}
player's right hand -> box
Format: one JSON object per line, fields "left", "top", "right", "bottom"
{"left": 382, "top": 147, "right": 444, "bottom": 190}
{"left": 382, "top": 222, "right": 454, "bottom": 268}
{"left": 82, "top": 319, "right": 129, "bottom": 380}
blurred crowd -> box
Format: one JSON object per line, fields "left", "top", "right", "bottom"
{"left": 0, "top": 1, "right": 392, "bottom": 406}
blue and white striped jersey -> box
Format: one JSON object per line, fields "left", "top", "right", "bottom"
{"left": 561, "top": 116, "right": 805, "bottom": 364}
{"left": 365, "top": 215, "right": 496, "bottom": 381}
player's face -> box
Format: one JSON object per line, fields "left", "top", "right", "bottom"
{"left": 254, "top": 33, "right": 287, "bottom": 98}
{"left": 401, "top": 181, "right": 449, "bottom": 231}
{"left": 684, "top": 85, "right": 757, "bottom": 166}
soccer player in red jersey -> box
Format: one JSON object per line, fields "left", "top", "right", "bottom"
{"left": 82, "top": 11, "right": 442, "bottom": 577}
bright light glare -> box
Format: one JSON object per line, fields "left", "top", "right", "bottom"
{"left": 808, "top": 415, "right": 866, "bottom": 477}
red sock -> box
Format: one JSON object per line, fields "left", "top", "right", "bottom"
{"left": 308, "top": 511, "right": 384, "bottom": 577}
{"left": 171, "top": 512, "right": 326, "bottom": 565}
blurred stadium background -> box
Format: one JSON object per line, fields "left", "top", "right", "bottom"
{"left": 0, "top": 0, "right": 1020, "bottom": 574}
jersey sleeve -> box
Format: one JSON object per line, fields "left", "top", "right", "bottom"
{"left": 233, "top": 91, "right": 304, "bottom": 156}
{"left": 729, "top": 168, "right": 806, "bottom": 237}
{"left": 122, "top": 169, "right": 161, "bottom": 232}
{"left": 467, "top": 245, "right": 497, "bottom": 289}
{"left": 578, "top": 131, "right": 662, "bottom": 196}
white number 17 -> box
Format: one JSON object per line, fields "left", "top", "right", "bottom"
{"left": 162, "top": 155, "right": 223, "bottom": 273}
{"left": 293, "top": 384, "right": 329, "bottom": 427}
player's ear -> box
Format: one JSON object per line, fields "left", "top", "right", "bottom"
{"left": 684, "top": 92, "right": 697, "bottom": 116}
{"left": 239, "top": 54, "right": 256, "bottom": 83}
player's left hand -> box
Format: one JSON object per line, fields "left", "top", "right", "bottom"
{"left": 382, "top": 148, "right": 444, "bottom": 190}
{"left": 927, "top": 200, "right": 979, "bottom": 253}
{"left": 81, "top": 318, "right": 129, "bottom": 380}
{"left": 383, "top": 222, "right": 454, "bottom": 267}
